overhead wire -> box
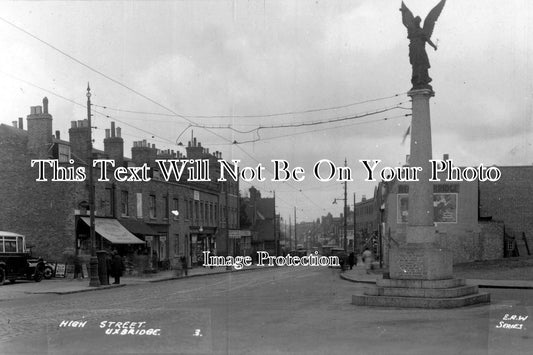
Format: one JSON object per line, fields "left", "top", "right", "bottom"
{"left": 91, "top": 92, "right": 407, "bottom": 119}
{"left": 0, "top": 16, "right": 409, "bottom": 218}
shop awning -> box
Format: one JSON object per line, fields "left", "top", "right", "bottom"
{"left": 118, "top": 219, "right": 158, "bottom": 236}
{"left": 80, "top": 217, "right": 145, "bottom": 244}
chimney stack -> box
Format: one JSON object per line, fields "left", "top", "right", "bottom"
{"left": 104, "top": 121, "right": 124, "bottom": 167}
{"left": 43, "top": 97, "right": 49, "bottom": 114}
{"left": 69, "top": 119, "right": 90, "bottom": 162}
{"left": 27, "top": 98, "right": 53, "bottom": 157}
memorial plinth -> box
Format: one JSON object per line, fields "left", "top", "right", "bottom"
{"left": 352, "top": 89, "right": 489, "bottom": 308}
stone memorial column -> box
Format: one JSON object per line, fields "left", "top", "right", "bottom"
{"left": 388, "top": 88, "right": 452, "bottom": 280}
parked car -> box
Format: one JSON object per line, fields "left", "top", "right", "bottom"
{"left": 0, "top": 231, "right": 45, "bottom": 285}
{"left": 41, "top": 261, "right": 57, "bottom": 279}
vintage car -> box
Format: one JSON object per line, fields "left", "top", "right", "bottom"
{"left": 0, "top": 231, "right": 45, "bottom": 285}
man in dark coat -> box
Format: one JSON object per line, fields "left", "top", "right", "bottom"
{"left": 348, "top": 252, "right": 355, "bottom": 270}
{"left": 110, "top": 250, "right": 124, "bottom": 284}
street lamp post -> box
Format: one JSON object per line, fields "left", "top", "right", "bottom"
{"left": 87, "top": 84, "right": 100, "bottom": 287}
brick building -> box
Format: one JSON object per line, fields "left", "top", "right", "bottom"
{"left": 479, "top": 166, "right": 533, "bottom": 257}
{"left": 0, "top": 98, "right": 240, "bottom": 271}
{"left": 240, "top": 186, "right": 277, "bottom": 255}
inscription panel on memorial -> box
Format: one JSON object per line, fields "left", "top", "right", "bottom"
{"left": 397, "top": 249, "right": 425, "bottom": 278}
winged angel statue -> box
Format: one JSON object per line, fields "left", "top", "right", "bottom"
{"left": 400, "top": 0, "right": 446, "bottom": 89}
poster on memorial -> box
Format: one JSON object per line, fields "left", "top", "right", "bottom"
{"left": 398, "top": 193, "right": 458, "bottom": 223}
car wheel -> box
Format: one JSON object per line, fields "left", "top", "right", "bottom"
{"left": 44, "top": 266, "right": 54, "bottom": 280}
{"left": 34, "top": 271, "right": 43, "bottom": 282}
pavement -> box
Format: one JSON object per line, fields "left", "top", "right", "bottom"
{"left": 0, "top": 264, "right": 264, "bottom": 298}
{"left": 340, "top": 264, "right": 533, "bottom": 289}
{"left": 3, "top": 260, "right": 532, "bottom": 300}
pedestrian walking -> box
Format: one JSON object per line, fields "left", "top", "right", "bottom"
{"left": 362, "top": 248, "right": 373, "bottom": 270}
{"left": 110, "top": 250, "right": 125, "bottom": 284}
{"left": 180, "top": 256, "right": 188, "bottom": 276}
{"left": 348, "top": 252, "right": 355, "bottom": 270}
{"left": 339, "top": 254, "right": 346, "bottom": 273}
{"left": 106, "top": 251, "right": 112, "bottom": 285}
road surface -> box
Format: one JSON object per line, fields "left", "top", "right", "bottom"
{"left": 1, "top": 266, "right": 532, "bottom": 354}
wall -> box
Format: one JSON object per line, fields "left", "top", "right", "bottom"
{"left": 383, "top": 176, "right": 499, "bottom": 264}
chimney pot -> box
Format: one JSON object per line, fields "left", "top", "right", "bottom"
{"left": 71, "top": 121, "right": 77, "bottom": 128}
{"left": 55, "top": 130, "right": 60, "bottom": 139}
{"left": 105, "top": 129, "right": 110, "bottom": 138}
{"left": 43, "top": 97, "right": 49, "bottom": 114}
{"left": 12, "top": 121, "right": 17, "bottom": 128}
{"left": 116, "top": 127, "right": 121, "bottom": 137}
{"left": 111, "top": 122, "right": 115, "bottom": 137}
{"left": 18, "top": 117, "right": 23, "bottom": 130}
{"left": 443, "top": 153, "right": 449, "bottom": 160}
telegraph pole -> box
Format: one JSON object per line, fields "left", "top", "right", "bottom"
{"left": 343, "top": 158, "right": 348, "bottom": 252}
{"left": 294, "top": 207, "right": 297, "bottom": 249}
{"left": 353, "top": 192, "right": 356, "bottom": 254}
{"left": 87, "top": 84, "right": 100, "bottom": 287}
{"left": 289, "top": 215, "right": 292, "bottom": 250}
{"left": 273, "top": 191, "right": 278, "bottom": 255}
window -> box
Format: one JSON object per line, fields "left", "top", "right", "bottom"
{"left": 149, "top": 195, "right": 157, "bottom": 218}
{"left": 104, "top": 188, "right": 113, "bottom": 216}
{"left": 174, "top": 234, "right": 179, "bottom": 255}
{"left": 173, "top": 198, "right": 179, "bottom": 220}
{"left": 136, "top": 193, "right": 143, "bottom": 218}
{"left": 17, "top": 236, "right": 24, "bottom": 252}
{"left": 4, "top": 238, "right": 17, "bottom": 252}
{"left": 121, "top": 190, "right": 129, "bottom": 216}
{"left": 198, "top": 202, "right": 204, "bottom": 224}
{"left": 163, "top": 195, "right": 169, "bottom": 219}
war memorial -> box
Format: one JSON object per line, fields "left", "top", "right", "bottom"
{"left": 352, "top": 0, "right": 491, "bottom": 308}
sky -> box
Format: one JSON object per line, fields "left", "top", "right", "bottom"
{"left": 0, "top": 0, "right": 531, "bottom": 222}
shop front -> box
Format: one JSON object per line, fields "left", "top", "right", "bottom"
{"left": 189, "top": 226, "right": 217, "bottom": 266}
{"left": 76, "top": 217, "right": 146, "bottom": 275}
{"left": 77, "top": 217, "right": 145, "bottom": 253}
